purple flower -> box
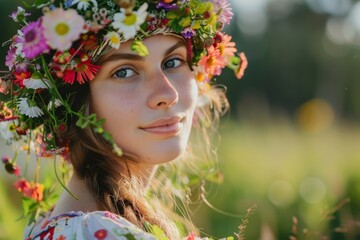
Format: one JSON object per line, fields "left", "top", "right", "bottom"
{"left": 210, "top": 0, "right": 233, "bottom": 25}
{"left": 182, "top": 27, "right": 196, "bottom": 38}
{"left": 156, "top": 1, "right": 179, "bottom": 10}
{"left": 15, "top": 61, "right": 30, "bottom": 74}
{"left": 5, "top": 45, "right": 17, "bottom": 70}
{"left": 19, "top": 20, "right": 49, "bottom": 59}
{"left": 10, "top": 6, "right": 30, "bottom": 22}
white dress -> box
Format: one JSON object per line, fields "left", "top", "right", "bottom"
{"left": 23, "top": 210, "right": 157, "bottom": 240}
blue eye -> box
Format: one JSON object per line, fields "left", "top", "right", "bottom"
{"left": 113, "top": 68, "right": 136, "bottom": 79}
{"left": 163, "top": 58, "right": 183, "bottom": 69}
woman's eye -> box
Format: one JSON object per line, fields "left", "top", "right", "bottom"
{"left": 163, "top": 58, "right": 183, "bottom": 69}
{"left": 112, "top": 68, "right": 136, "bottom": 79}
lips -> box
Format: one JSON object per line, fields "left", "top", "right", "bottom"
{"left": 140, "top": 116, "right": 184, "bottom": 135}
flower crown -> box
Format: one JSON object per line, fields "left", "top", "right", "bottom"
{"left": 0, "top": 0, "right": 247, "bottom": 221}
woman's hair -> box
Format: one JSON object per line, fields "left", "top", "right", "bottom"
{"left": 59, "top": 79, "right": 229, "bottom": 238}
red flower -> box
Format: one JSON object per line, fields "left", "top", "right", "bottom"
{"left": 187, "top": 232, "right": 196, "bottom": 240}
{"left": 13, "top": 71, "right": 31, "bottom": 88}
{"left": 94, "top": 229, "right": 108, "bottom": 240}
{"left": 62, "top": 50, "right": 100, "bottom": 85}
{"left": 14, "top": 179, "right": 30, "bottom": 193}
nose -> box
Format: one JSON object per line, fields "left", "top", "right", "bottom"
{"left": 147, "top": 71, "right": 179, "bottom": 109}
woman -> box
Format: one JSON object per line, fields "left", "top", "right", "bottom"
{"left": 0, "top": 0, "right": 247, "bottom": 239}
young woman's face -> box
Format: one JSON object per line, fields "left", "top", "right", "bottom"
{"left": 90, "top": 35, "right": 198, "bottom": 165}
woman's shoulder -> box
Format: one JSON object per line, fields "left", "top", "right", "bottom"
{"left": 24, "top": 210, "right": 157, "bottom": 240}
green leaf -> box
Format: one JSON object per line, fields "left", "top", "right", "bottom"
{"left": 147, "top": 224, "right": 170, "bottom": 240}
{"left": 131, "top": 40, "right": 149, "bottom": 57}
{"left": 22, "top": 197, "right": 38, "bottom": 216}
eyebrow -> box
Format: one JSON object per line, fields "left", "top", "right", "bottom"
{"left": 97, "top": 40, "right": 186, "bottom": 65}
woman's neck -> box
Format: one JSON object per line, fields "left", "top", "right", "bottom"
{"left": 49, "top": 174, "right": 98, "bottom": 218}
{"left": 49, "top": 163, "right": 157, "bottom": 218}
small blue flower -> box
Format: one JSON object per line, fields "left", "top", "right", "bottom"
{"left": 64, "top": 0, "right": 74, "bottom": 8}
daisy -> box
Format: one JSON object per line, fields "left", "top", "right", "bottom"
{"left": 47, "top": 99, "right": 63, "bottom": 110}
{"left": 0, "top": 120, "right": 17, "bottom": 141}
{"left": 111, "top": 3, "right": 148, "bottom": 40}
{"left": 71, "top": 0, "right": 98, "bottom": 11}
{"left": 18, "top": 98, "right": 44, "bottom": 118}
{"left": 42, "top": 8, "right": 86, "bottom": 51}
{"left": 19, "top": 20, "right": 49, "bottom": 59}
{"left": 105, "top": 31, "right": 121, "bottom": 49}
{"left": 209, "top": 0, "right": 233, "bottom": 25}
{"left": 23, "top": 76, "right": 50, "bottom": 89}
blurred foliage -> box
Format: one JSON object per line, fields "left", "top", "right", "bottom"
{"left": 190, "top": 119, "right": 360, "bottom": 239}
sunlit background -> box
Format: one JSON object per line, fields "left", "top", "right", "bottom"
{"left": 1, "top": 0, "right": 360, "bottom": 239}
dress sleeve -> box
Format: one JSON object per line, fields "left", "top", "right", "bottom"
{"left": 26, "top": 211, "right": 157, "bottom": 240}
{"left": 79, "top": 211, "right": 157, "bottom": 240}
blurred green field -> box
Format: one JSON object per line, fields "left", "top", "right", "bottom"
{"left": 1, "top": 120, "right": 360, "bottom": 239}
{"left": 191, "top": 119, "right": 360, "bottom": 240}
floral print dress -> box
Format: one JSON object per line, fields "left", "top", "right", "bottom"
{"left": 24, "top": 211, "right": 157, "bottom": 240}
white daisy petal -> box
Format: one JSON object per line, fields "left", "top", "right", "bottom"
{"left": 42, "top": 8, "right": 86, "bottom": 51}
{"left": 111, "top": 3, "right": 148, "bottom": 41}
{"left": 105, "top": 31, "right": 121, "bottom": 49}
{"left": 18, "top": 98, "right": 43, "bottom": 118}
{"left": 23, "top": 78, "right": 50, "bottom": 89}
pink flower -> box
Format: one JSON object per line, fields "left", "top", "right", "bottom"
{"left": 5, "top": 45, "right": 17, "bottom": 70}
{"left": 10, "top": 6, "right": 30, "bottom": 22}
{"left": 215, "top": 33, "right": 237, "bottom": 60}
{"left": 210, "top": 0, "right": 233, "bottom": 25}
{"left": 20, "top": 20, "right": 49, "bottom": 59}
{"left": 197, "top": 46, "right": 227, "bottom": 77}
{"left": 42, "top": 8, "right": 86, "bottom": 51}
{"left": 14, "top": 179, "right": 30, "bottom": 193}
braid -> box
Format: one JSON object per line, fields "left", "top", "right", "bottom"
{"left": 63, "top": 125, "right": 180, "bottom": 239}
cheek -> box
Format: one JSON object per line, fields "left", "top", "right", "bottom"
{"left": 177, "top": 75, "right": 198, "bottom": 111}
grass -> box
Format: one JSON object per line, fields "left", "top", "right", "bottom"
{"left": 1, "top": 120, "right": 360, "bottom": 239}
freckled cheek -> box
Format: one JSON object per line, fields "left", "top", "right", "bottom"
{"left": 178, "top": 80, "right": 198, "bottom": 110}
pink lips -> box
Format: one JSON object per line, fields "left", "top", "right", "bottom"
{"left": 140, "top": 116, "right": 183, "bottom": 136}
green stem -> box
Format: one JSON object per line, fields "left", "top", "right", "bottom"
{"left": 54, "top": 156, "right": 78, "bottom": 200}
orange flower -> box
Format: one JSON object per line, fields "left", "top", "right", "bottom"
{"left": 197, "top": 46, "right": 226, "bottom": 76}
{"left": 23, "top": 182, "right": 44, "bottom": 202}
{"left": 235, "top": 52, "right": 248, "bottom": 80}
{"left": 216, "top": 33, "right": 237, "bottom": 60}
{"left": 56, "top": 235, "right": 66, "bottom": 240}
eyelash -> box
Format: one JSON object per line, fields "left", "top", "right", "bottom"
{"left": 111, "top": 57, "right": 186, "bottom": 80}
{"left": 112, "top": 67, "right": 137, "bottom": 80}
{"left": 162, "top": 57, "right": 186, "bottom": 70}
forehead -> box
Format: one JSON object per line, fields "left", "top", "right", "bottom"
{"left": 112, "top": 34, "right": 185, "bottom": 54}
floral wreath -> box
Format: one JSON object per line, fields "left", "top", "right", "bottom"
{"left": 0, "top": 0, "right": 247, "bottom": 227}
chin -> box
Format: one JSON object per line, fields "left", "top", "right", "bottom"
{"left": 139, "top": 142, "right": 188, "bottom": 165}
